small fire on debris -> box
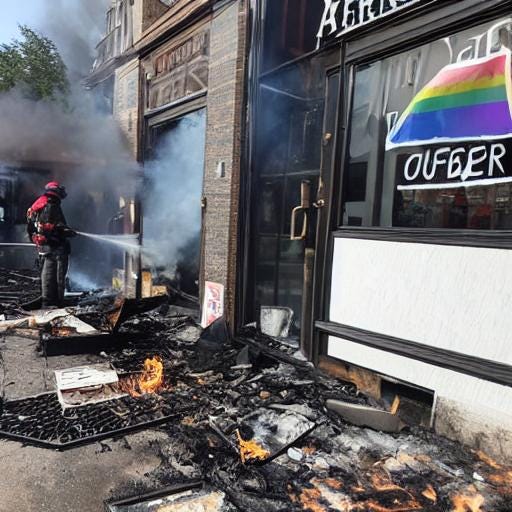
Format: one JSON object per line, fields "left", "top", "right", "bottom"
{"left": 119, "top": 356, "right": 166, "bottom": 397}
{"left": 451, "top": 486, "right": 485, "bottom": 512}
{"left": 235, "top": 429, "right": 270, "bottom": 464}
{"left": 290, "top": 471, "right": 427, "bottom": 512}
{"left": 475, "top": 450, "right": 512, "bottom": 496}
{"left": 421, "top": 484, "right": 437, "bottom": 503}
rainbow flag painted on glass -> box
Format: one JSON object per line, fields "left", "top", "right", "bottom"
{"left": 387, "top": 51, "right": 512, "bottom": 148}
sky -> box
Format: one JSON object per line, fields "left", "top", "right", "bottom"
{"left": 0, "top": 0, "right": 48, "bottom": 44}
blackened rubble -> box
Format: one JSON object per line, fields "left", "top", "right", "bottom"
{"left": 0, "top": 267, "right": 41, "bottom": 306}
{"left": 0, "top": 297, "right": 511, "bottom": 511}
{"left": 102, "top": 311, "right": 512, "bottom": 511}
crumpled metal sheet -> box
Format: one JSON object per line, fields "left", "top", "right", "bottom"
{"left": 106, "top": 484, "right": 237, "bottom": 512}
{"left": 106, "top": 295, "right": 169, "bottom": 333}
{"left": 211, "top": 408, "right": 316, "bottom": 464}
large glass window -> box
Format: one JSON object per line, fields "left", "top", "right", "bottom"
{"left": 343, "top": 16, "right": 512, "bottom": 229}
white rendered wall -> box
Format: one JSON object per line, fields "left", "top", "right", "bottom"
{"left": 329, "top": 238, "right": 512, "bottom": 364}
{"left": 327, "top": 237, "right": 512, "bottom": 460}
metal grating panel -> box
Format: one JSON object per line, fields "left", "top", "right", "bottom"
{"left": 0, "top": 391, "right": 187, "bottom": 449}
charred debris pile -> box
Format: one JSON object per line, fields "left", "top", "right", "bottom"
{"left": 0, "top": 292, "right": 510, "bottom": 511}
{"left": 0, "top": 267, "right": 41, "bottom": 305}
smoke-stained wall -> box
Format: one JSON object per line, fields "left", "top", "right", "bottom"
{"left": 137, "top": 0, "right": 248, "bottom": 317}
{"left": 114, "top": 60, "right": 140, "bottom": 158}
{"left": 142, "top": 0, "right": 171, "bottom": 32}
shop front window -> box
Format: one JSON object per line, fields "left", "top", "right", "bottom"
{"left": 343, "top": 16, "right": 512, "bottom": 229}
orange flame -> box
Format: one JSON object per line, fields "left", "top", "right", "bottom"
{"left": 476, "top": 451, "right": 502, "bottom": 469}
{"left": 361, "top": 471, "right": 422, "bottom": 511}
{"left": 451, "top": 488, "right": 485, "bottom": 512}
{"left": 422, "top": 485, "right": 437, "bottom": 503}
{"left": 370, "top": 473, "right": 404, "bottom": 493}
{"left": 139, "top": 357, "right": 164, "bottom": 393}
{"left": 119, "top": 356, "right": 165, "bottom": 397}
{"left": 476, "top": 450, "right": 512, "bottom": 495}
{"left": 290, "top": 473, "right": 424, "bottom": 512}
{"left": 235, "top": 429, "right": 270, "bottom": 464}
{"left": 489, "top": 471, "right": 512, "bottom": 488}
{"left": 297, "top": 488, "right": 328, "bottom": 512}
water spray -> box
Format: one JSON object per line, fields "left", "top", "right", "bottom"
{"left": 75, "top": 231, "right": 141, "bottom": 253}
{"left": 0, "top": 243, "right": 35, "bottom": 247}
{"left": 0, "top": 233, "right": 149, "bottom": 257}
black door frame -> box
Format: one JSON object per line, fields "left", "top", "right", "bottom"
{"left": 303, "top": 64, "right": 342, "bottom": 360}
{"left": 239, "top": 0, "right": 343, "bottom": 346}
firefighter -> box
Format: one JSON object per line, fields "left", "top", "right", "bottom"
{"left": 27, "top": 181, "right": 76, "bottom": 308}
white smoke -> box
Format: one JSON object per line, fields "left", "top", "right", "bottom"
{"left": 0, "top": 0, "right": 138, "bottom": 289}
{"left": 0, "top": 1, "right": 205, "bottom": 293}
{"left": 36, "top": 0, "right": 109, "bottom": 81}
{"left": 143, "top": 109, "right": 206, "bottom": 278}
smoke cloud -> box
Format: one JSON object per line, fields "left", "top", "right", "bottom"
{"left": 0, "top": 1, "right": 205, "bottom": 293}
{"left": 36, "top": 0, "right": 109, "bottom": 81}
{"left": 0, "top": 0, "right": 138, "bottom": 288}
{"left": 0, "top": 89, "right": 131, "bottom": 167}
{"left": 0, "top": 86, "right": 137, "bottom": 287}
{"left": 143, "top": 109, "right": 206, "bottom": 294}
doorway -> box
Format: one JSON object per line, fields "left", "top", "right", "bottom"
{"left": 246, "top": 51, "right": 340, "bottom": 350}
{"left": 143, "top": 108, "right": 206, "bottom": 297}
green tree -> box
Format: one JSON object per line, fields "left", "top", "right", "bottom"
{"left": 0, "top": 25, "right": 69, "bottom": 102}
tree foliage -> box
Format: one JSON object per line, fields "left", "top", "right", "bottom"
{"left": 0, "top": 25, "right": 69, "bottom": 102}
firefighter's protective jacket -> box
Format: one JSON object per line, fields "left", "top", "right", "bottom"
{"left": 27, "top": 194, "right": 71, "bottom": 255}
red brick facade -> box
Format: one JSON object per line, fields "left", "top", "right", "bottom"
{"left": 202, "top": 0, "right": 247, "bottom": 327}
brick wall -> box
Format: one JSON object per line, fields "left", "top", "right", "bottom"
{"left": 202, "top": 0, "right": 247, "bottom": 328}
{"left": 114, "top": 59, "right": 140, "bottom": 158}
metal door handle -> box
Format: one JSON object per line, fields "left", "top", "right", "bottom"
{"left": 290, "top": 181, "right": 311, "bottom": 241}
{"left": 290, "top": 206, "right": 308, "bottom": 240}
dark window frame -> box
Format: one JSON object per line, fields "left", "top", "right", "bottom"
{"left": 142, "top": 95, "right": 207, "bottom": 163}
{"left": 240, "top": 0, "right": 344, "bottom": 331}
{"left": 336, "top": 0, "right": 512, "bottom": 247}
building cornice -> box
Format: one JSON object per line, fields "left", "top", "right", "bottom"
{"left": 134, "top": 0, "right": 215, "bottom": 56}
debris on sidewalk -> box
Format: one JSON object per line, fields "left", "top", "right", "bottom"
{"left": 55, "top": 364, "right": 124, "bottom": 409}
{"left": 259, "top": 306, "right": 294, "bottom": 338}
{"left": 0, "top": 291, "right": 511, "bottom": 510}
{"left": 212, "top": 408, "right": 316, "bottom": 464}
{"left": 0, "top": 267, "right": 41, "bottom": 305}
{"left": 0, "top": 292, "right": 168, "bottom": 341}
{"left": 106, "top": 482, "right": 237, "bottom": 512}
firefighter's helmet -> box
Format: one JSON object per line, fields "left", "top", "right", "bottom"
{"left": 45, "top": 181, "right": 67, "bottom": 199}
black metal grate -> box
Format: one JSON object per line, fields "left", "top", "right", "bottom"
{"left": 0, "top": 391, "right": 186, "bottom": 449}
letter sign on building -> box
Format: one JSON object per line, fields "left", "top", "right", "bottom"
{"left": 145, "top": 29, "right": 210, "bottom": 111}
{"left": 317, "top": 0, "right": 423, "bottom": 41}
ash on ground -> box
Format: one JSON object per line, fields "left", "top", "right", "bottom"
{"left": 99, "top": 308, "right": 512, "bottom": 512}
